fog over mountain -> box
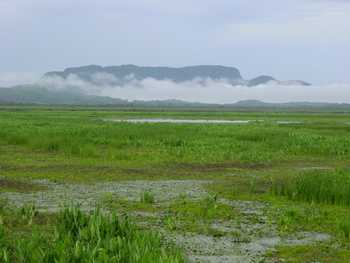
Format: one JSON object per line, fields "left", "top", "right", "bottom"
{"left": 43, "top": 65, "right": 310, "bottom": 87}
{"left": 1, "top": 64, "right": 349, "bottom": 105}
{"left": 1, "top": 84, "right": 350, "bottom": 110}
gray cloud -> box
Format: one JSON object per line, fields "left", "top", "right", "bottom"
{"left": 1, "top": 0, "right": 350, "bottom": 84}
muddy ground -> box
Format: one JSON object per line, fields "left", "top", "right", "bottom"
{"left": 0, "top": 178, "right": 331, "bottom": 263}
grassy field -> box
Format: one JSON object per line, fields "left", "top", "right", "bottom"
{"left": 0, "top": 106, "right": 350, "bottom": 262}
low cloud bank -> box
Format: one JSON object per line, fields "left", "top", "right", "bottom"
{"left": 6, "top": 72, "right": 350, "bottom": 104}
{"left": 100, "top": 81, "right": 350, "bottom": 104}
{"left": 39, "top": 73, "right": 350, "bottom": 104}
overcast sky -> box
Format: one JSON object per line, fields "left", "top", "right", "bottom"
{"left": 1, "top": 0, "right": 350, "bottom": 86}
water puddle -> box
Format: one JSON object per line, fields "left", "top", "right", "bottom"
{"left": 105, "top": 118, "right": 253, "bottom": 124}
{"left": 276, "top": 121, "right": 303, "bottom": 124}
{"left": 104, "top": 118, "right": 308, "bottom": 125}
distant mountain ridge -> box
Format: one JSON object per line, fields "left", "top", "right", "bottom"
{"left": 1, "top": 85, "right": 348, "bottom": 110}
{"left": 0, "top": 85, "right": 126, "bottom": 105}
{"left": 44, "top": 64, "right": 311, "bottom": 86}
{"left": 0, "top": 64, "right": 316, "bottom": 106}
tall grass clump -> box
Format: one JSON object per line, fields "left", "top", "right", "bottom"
{"left": 272, "top": 170, "right": 350, "bottom": 206}
{"left": 337, "top": 215, "right": 350, "bottom": 240}
{"left": 0, "top": 206, "right": 184, "bottom": 263}
{"left": 140, "top": 191, "right": 155, "bottom": 204}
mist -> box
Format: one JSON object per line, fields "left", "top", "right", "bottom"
{"left": 35, "top": 73, "right": 350, "bottom": 104}
{"left": 0, "top": 72, "right": 40, "bottom": 87}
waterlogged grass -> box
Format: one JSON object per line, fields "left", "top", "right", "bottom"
{"left": 101, "top": 193, "right": 157, "bottom": 214}
{"left": 266, "top": 201, "right": 350, "bottom": 240}
{"left": 206, "top": 174, "right": 271, "bottom": 201}
{"left": 168, "top": 194, "right": 234, "bottom": 222}
{"left": 162, "top": 194, "right": 236, "bottom": 235}
{"left": 269, "top": 169, "right": 350, "bottom": 248}
{"left": 267, "top": 244, "right": 350, "bottom": 263}
{"left": 0, "top": 205, "right": 184, "bottom": 263}
{"left": 0, "top": 109, "right": 350, "bottom": 184}
{"left": 140, "top": 191, "right": 156, "bottom": 204}
{"left": 102, "top": 193, "right": 236, "bottom": 235}
{"left": 1, "top": 107, "right": 350, "bottom": 261}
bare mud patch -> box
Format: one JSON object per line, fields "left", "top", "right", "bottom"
{"left": 296, "top": 166, "right": 334, "bottom": 171}
{"left": 0, "top": 180, "right": 209, "bottom": 212}
{"left": 169, "top": 230, "right": 330, "bottom": 263}
{"left": 0, "top": 176, "right": 46, "bottom": 192}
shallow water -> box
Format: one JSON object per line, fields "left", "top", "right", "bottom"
{"left": 276, "top": 121, "right": 303, "bottom": 124}
{"left": 105, "top": 118, "right": 309, "bottom": 125}
{"left": 106, "top": 118, "right": 253, "bottom": 124}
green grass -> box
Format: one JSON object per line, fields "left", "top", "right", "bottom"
{"left": 0, "top": 108, "right": 349, "bottom": 183}
{"left": 267, "top": 175, "right": 350, "bottom": 242}
{"left": 1, "top": 106, "right": 350, "bottom": 261}
{"left": 101, "top": 193, "right": 157, "bottom": 214}
{"left": 267, "top": 244, "right": 350, "bottom": 263}
{"left": 102, "top": 193, "right": 236, "bottom": 236}
{"left": 140, "top": 191, "right": 155, "bottom": 204}
{"left": 267, "top": 201, "right": 350, "bottom": 239}
{"left": 272, "top": 170, "right": 350, "bottom": 206}
{"left": 168, "top": 194, "right": 233, "bottom": 222}
{"left": 162, "top": 194, "right": 236, "bottom": 235}
{"left": 0, "top": 205, "right": 184, "bottom": 263}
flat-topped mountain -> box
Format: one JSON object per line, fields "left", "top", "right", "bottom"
{"left": 0, "top": 65, "right": 313, "bottom": 105}
{"left": 44, "top": 65, "right": 243, "bottom": 85}
{"left": 43, "top": 64, "right": 310, "bottom": 86}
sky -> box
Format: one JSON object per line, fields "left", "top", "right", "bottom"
{"left": 0, "top": 0, "right": 350, "bottom": 88}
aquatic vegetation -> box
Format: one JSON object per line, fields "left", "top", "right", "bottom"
{"left": 0, "top": 206, "right": 184, "bottom": 263}
{"left": 273, "top": 170, "right": 350, "bottom": 206}
{"left": 140, "top": 191, "right": 155, "bottom": 204}
{"left": 1, "top": 107, "right": 350, "bottom": 261}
